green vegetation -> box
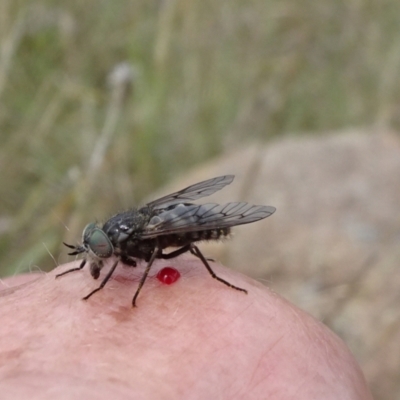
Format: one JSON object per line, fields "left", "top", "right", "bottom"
{"left": 0, "top": 0, "right": 399, "bottom": 275}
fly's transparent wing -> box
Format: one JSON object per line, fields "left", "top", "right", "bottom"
{"left": 146, "top": 175, "right": 234, "bottom": 209}
{"left": 141, "top": 202, "right": 276, "bottom": 238}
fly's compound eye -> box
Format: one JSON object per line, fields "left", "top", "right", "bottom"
{"left": 82, "top": 222, "right": 97, "bottom": 241}
{"left": 86, "top": 227, "right": 113, "bottom": 258}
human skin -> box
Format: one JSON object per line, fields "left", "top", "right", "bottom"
{"left": 0, "top": 258, "right": 372, "bottom": 400}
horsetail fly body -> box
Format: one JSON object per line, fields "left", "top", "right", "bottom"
{"left": 57, "top": 175, "right": 276, "bottom": 307}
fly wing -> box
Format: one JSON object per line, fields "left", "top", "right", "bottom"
{"left": 146, "top": 175, "right": 234, "bottom": 209}
{"left": 141, "top": 202, "right": 276, "bottom": 238}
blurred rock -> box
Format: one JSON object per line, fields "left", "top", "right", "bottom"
{"left": 154, "top": 128, "right": 400, "bottom": 399}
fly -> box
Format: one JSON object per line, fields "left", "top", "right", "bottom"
{"left": 56, "top": 175, "right": 276, "bottom": 307}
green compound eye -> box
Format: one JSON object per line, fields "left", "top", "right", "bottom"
{"left": 82, "top": 223, "right": 97, "bottom": 239}
{"left": 83, "top": 223, "right": 113, "bottom": 258}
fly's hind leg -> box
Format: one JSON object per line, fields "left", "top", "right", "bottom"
{"left": 190, "top": 244, "right": 247, "bottom": 294}
{"left": 160, "top": 245, "right": 191, "bottom": 259}
{"left": 160, "top": 245, "right": 214, "bottom": 262}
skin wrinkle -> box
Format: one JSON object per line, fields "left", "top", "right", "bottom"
{"left": 193, "top": 289, "right": 282, "bottom": 397}
{"left": 196, "top": 301, "right": 248, "bottom": 340}
{"left": 287, "top": 376, "right": 313, "bottom": 400}
{"left": 0, "top": 275, "right": 43, "bottom": 297}
{"left": 136, "top": 294, "right": 217, "bottom": 372}
{"left": 296, "top": 377, "right": 342, "bottom": 400}
{"left": 187, "top": 296, "right": 260, "bottom": 389}
{"left": 187, "top": 349, "right": 236, "bottom": 398}
{"left": 226, "top": 300, "right": 254, "bottom": 328}
{"left": 163, "top": 290, "right": 256, "bottom": 396}
{"left": 246, "top": 334, "right": 286, "bottom": 393}
{"left": 296, "top": 320, "right": 337, "bottom": 389}
{"left": 283, "top": 310, "right": 363, "bottom": 399}
{"left": 177, "top": 312, "right": 233, "bottom": 368}
{"left": 285, "top": 305, "right": 331, "bottom": 367}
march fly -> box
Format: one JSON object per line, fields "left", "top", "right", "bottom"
{"left": 57, "top": 175, "right": 276, "bottom": 307}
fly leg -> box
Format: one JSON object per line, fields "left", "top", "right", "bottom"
{"left": 132, "top": 247, "right": 161, "bottom": 307}
{"left": 190, "top": 244, "right": 247, "bottom": 294}
{"left": 55, "top": 259, "right": 87, "bottom": 278}
{"left": 82, "top": 257, "right": 120, "bottom": 301}
{"left": 160, "top": 245, "right": 214, "bottom": 262}
{"left": 160, "top": 245, "right": 191, "bottom": 259}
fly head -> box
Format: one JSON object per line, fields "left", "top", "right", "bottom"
{"left": 82, "top": 222, "right": 114, "bottom": 258}
{"left": 63, "top": 222, "right": 114, "bottom": 260}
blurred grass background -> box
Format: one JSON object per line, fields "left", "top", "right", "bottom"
{"left": 0, "top": 0, "right": 400, "bottom": 276}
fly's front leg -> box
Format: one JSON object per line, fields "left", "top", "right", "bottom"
{"left": 56, "top": 259, "right": 87, "bottom": 278}
{"left": 82, "top": 257, "right": 120, "bottom": 301}
{"left": 190, "top": 244, "right": 247, "bottom": 294}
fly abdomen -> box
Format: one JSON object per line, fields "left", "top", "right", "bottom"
{"left": 195, "top": 227, "right": 231, "bottom": 241}
{"left": 157, "top": 227, "right": 230, "bottom": 248}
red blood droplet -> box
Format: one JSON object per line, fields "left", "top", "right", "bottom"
{"left": 157, "top": 267, "right": 180, "bottom": 285}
